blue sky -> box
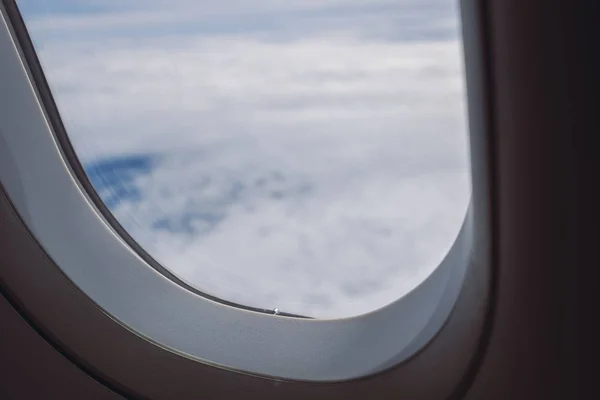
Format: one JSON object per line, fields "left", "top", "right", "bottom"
{"left": 20, "top": 0, "right": 460, "bottom": 41}
{"left": 18, "top": 1, "right": 114, "bottom": 15}
{"left": 16, "top": 0, "right": 471, "bottom": 318}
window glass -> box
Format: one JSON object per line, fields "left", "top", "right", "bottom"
{"left": 17, "top": 0, "right": 470, "bottom": 318}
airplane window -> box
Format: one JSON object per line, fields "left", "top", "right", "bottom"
{"left": 15, "top": 0, "right": 470, "bottom": 319}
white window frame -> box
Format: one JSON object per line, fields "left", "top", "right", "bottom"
{"left": 0, "top": 0, "right": 494, "bottom": 397}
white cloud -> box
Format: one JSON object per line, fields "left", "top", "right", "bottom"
{"left": 114, "top": 153, "right": 470, "bottom": 318}
{"left": 20, "top": 0, "right": 471, "bottom": 318}
{"left": 40, "top": 36, "right": 467, "bottom": 162}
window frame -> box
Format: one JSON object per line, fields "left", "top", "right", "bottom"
{"left": 0, "top": 0, "right": 496, "bottom": 398}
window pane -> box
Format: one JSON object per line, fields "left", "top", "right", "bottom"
{"left": 17, "top": 0, "right": 470, "bottom": 319}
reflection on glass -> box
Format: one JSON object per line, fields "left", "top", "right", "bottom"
{"left": 18, "top": 0, "right": 470, "bottom": 318}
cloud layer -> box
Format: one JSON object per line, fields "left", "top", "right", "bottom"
{"left": 19, "top": 0, "right": 471, "bottom": 318}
